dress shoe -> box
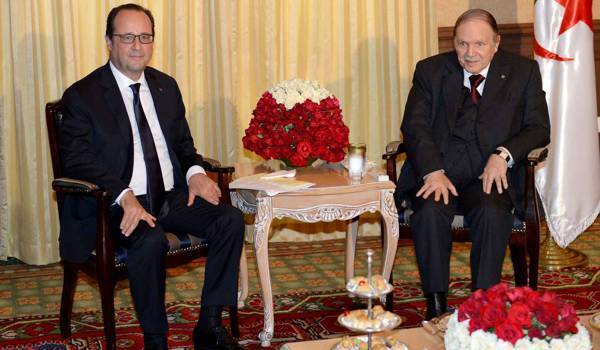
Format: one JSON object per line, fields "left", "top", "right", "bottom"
{"left": 143, "top": 333, "right": 168, "bottom": 350}
{"left": 193, "top": 325, "right": 243, "bottom": 350}
{"left": 425, "top": 292, "right": 447, "bottom": 320}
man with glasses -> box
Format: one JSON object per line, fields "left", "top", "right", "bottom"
{"left": 59, "top": 3, "right": 244, "bottom": 350}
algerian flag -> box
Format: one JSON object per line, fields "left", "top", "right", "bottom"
{"left": 534, "top": 0, "right": 600, "bottom": 247}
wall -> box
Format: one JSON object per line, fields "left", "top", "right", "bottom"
{"left": 436, "top": 0, "right": 600, "bottom": 27}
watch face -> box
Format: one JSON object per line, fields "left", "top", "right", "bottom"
{"left": 494, "top": 150, "right": 509, "bottom": 161}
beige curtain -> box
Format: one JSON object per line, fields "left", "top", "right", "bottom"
{"left": 0, "top": 0, "right": 437, "bottom": 265}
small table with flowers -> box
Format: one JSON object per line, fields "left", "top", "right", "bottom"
{"left": 230, "top": 163, "right": 399, "bottom": 347}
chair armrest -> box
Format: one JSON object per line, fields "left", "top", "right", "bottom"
{"left": 52, "top": 177, "right": 105, "bottom": 196}
{"left": 51, "top": 177, "right": 115, "bottom": 269}
{"left": 527, "top": 147, "right": 548, "bottom": 166}
{"left": 382, "top": 141, "right": 406, "bottom": 161}
{"left": 382, "top": 141, "right": 406, "bottom": 180}
{"left": 202, "top": 157, "right": 235, "bottom": 174}
{"left": 201, "top": 158, "right": 235, "bottom": 205}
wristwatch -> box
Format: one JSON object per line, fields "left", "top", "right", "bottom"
{"left": 493, "top": 149, "right": 511, "bottom": 163}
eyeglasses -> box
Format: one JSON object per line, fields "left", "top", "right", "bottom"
{"left": 112, "top": 33, "right": 154, "bottom": 44}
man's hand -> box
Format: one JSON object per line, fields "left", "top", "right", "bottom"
{"left": 188, "top": 173, "right": 221, "bottom": 206}
{"left": 119, "top": 191, "right": 156, "bottom": 236}
{"left": 479, "top": 154, "right": 509, "bottom": 194}
{"left": 416, "top": 170, "right": 458, "bottom": 205}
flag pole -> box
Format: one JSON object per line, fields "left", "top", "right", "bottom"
{"left": 539, "top": 228, "right": 588, "bottom": 271}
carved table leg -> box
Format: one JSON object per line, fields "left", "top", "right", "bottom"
{"left": 254, "top": 197, "right": 274, "bottom": 347}
{"left": 380, "top": 190, "right": 399, "bottom": 283}
{"left": 345, "top": 216, "right": 360, "bottom": 283}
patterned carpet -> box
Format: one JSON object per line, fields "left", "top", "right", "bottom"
{"left": 0, "top": 220, "right": 598, "bottom": 349}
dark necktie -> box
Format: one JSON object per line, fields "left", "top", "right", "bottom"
{"left": 130, "top": 83, "right": 165, "bottom": 215}
{"left": 469, "top": 74, "right": 485, "bottom": 104}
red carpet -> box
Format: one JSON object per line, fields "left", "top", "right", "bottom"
{"left": 1, "top": 267, "right": 598, "bottom": 349}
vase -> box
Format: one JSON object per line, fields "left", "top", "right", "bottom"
{"left": 279, "top": 158, "right": 317, "bottom": 169}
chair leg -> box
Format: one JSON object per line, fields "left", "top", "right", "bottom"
{"left": 526, "top": 226, "right": 540, "bottom": 289}
{"left": 60, "top": 261, "right": 78, "bottom": 338}
{"left": 238, "top": 245, "right": 249, "bottom": 308}
{"left": 97, "top": 270, "right": 117, "bottom": 350}
{"left": 509, "top": 240, "right": 528, "bottom": 286}
{"left": 229, "top": 306, "right": 240, "bottom": 338}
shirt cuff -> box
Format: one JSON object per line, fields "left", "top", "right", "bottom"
{"left": 423, "top": 169, "right": 445, "bottom": 180}
{"left": 497, "top": 146, "right": 515, "bottom": 167}
{"left": 186, "top": 165, "right": 206, "bottom": 184}
{"left": 114, "top": 188, "right": 132, "bottom": 206}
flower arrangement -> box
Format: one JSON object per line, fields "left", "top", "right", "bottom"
{"left": 444, "top": 283, "right": 592, "bottom": 350}
{"left": 242, "top": 78, "right": 350, "bottom": 167}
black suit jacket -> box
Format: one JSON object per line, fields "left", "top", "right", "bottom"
{"left": 395, "top": 50, "right": 550, "bottom": 216}
{"left": 58, "top": 63, "right": 203, "bottom": 263}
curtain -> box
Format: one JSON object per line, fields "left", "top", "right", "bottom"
{"left": 0, "top": 0, "right": 437, "bottom": 265}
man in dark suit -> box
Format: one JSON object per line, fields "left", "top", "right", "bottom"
{"left": 395, "top": 9, "right": 550, "bottom": 320}
{"left": 59, "top": 4, "right": 244, "bottom": 350}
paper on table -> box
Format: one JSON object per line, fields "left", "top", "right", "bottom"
{"left": 230, "top": 172, "right": 315, "bottom": 196}
{"left": 260, "top": 169, "right": 296, "bottom": 179}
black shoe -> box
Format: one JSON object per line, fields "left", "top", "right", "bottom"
{"left": 425, "top": 292, "right": 447, "bottom": 320}
{"left": 193, "top": 325, "right": 243, "bottom": 350}
{"left": 144, "top": 333, "right": 168, "bottom": 350}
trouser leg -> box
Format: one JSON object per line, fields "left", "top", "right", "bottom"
{"left": 409, "top": 195, "right": 457, "bottom": 293}
{"left": 462, "top": 180, "right": 513, "bottom": 290}
{"left": 111, "top": 203, "right": 169, "bottom": 334}
{"left": 159, "top": 190, "right": 245, "bottom": 307}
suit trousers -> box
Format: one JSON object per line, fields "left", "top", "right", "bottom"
{"left": 409, "top": 149, "right": 513, "bottom": 293}
{"left": 110, "top": 189, "right": 245, "bottom": 334}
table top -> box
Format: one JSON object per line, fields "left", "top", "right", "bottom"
{"left": 281, "top": 314, "right": 599, "bottom": 350}
{"left": 234, "top": 162, "right": 395, "bottom": 196}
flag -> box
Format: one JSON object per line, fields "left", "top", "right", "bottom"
{"left": 534, "top": 0, "right": 600, "bottom": 247}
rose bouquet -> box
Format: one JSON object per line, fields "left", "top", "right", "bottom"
{"left": 243, "top": 79, "right": 350, "bottom": 167}
{"left": 444, "top": 283, "right": 591, "bottom": 350}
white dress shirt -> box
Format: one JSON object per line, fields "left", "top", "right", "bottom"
{"left": 109, "top": 62, "right": 204, "bottom": 205}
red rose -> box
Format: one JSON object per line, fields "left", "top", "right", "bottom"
{"left": 486, "top": 283, "right": 509, "bottom": 304}
{"left": 557, "top": 317, "right": 578, "bottom": 334}
{"left": 289, "top": 153, "right": 307, "bottom": 167}
{"left": 506, "top": 302, "right": 532, "bottom": 328}
{"left": 506, "top": 286, "right": 531, "bottom": 303}
{"left": 496, "top": 320, "right": 524, "bottom": 345}
{"left": 295, "top": 140, "right": 312, "bottom": 158}
{"left": 480, "top": 302, "right": 506, "bottom": 329}
{"left": 458, "top": 299, "right": 482, "bottom": 322}
{"left": 559, "top": 302, "right": 577, "bottom": 320}
{"left": 536, "top": 301, "right": 560, "bottom": 325}
{"left": 526, "top": 326, "right": 544, "bottom": 339}
{"left": 468, "top": 317, "right": 482, "bottom": 334}
{"left": 545, "top": 322, "right": 563, "bottom": 338}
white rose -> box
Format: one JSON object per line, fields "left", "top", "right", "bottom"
{"left": 470, "top": 330, "right": 501, "bottom": 350}
{"left": 267, "top": 78, "right": 334, "bottom": 109}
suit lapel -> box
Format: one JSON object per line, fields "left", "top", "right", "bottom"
{"left": 478, "top": 52, "right": 510, "bottom": 115}
{"left": 442, "top": 55, "right": 464, "bottom": 132}
{"left": 99, "top": 63, "right": 133, "bottom": 144}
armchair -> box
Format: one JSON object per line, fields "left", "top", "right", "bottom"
{"left": 45, "top": 100, "right": 248, "bottom": 350}
{"left": 382, "top": 140, "right": 547, "bottom": 310}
